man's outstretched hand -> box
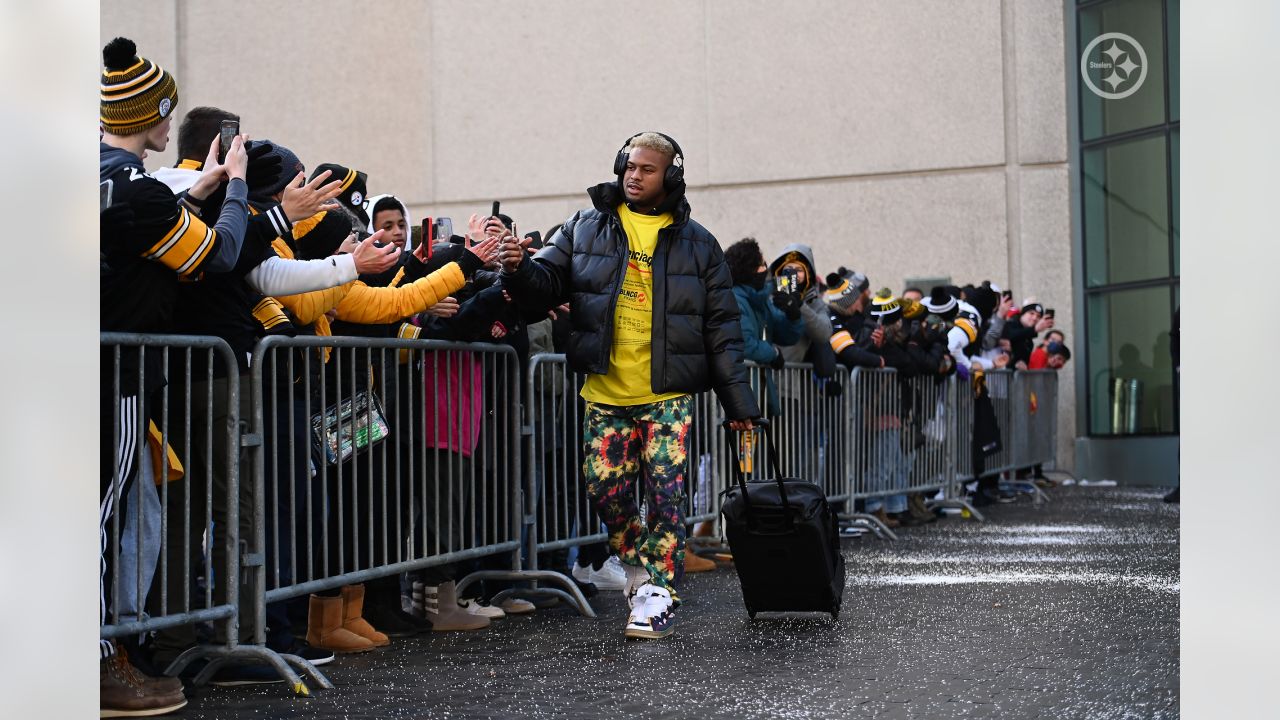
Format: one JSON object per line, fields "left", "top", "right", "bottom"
{"left": 728, "top": 418, "right": 755, "bottom": 432}
{"left": 351, "top": 229, "right": 401, "bottom": 274}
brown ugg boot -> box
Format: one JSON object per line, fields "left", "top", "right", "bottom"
{"left": 424, "top": 581, "right": 491, "bottom": 632}
{"left": 306, "top": 594, "right": 375, "bottom": 653}
{"left": 340, "top": 584, "right": 390, "bottom": 647}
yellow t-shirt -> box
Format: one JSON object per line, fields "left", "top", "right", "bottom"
{"left": 580, "top": 204, "right": 686, "bottom": 406}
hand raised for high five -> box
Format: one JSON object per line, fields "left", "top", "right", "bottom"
{"left": 467, "top": 234, "right": 501, "bottom": 266}
{"left": 281, "top": 170, "right": 343, "bottom": 222}
{"left": 351, "top": 229, "right": 401, "bottom": 274}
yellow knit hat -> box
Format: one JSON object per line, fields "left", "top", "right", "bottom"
{"left": 100, "top": 37, "right": 179, "bottom": 136}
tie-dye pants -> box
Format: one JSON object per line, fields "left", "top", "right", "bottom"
{"left": 582, "top": 396, "right": 692, "bottom": 603}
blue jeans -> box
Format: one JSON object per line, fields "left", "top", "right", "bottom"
{"left": 865, "top": 429, "right": 908, "bottom": 515}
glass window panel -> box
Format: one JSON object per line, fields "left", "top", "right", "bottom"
{"left": 1079, "top": 0, "right": 1167, "bottom": 140}
{"left": 1083, "top": 135, "right": 1170, "bottom": 286}
{"left": 1171, "top": 129, "right": 1179, "bottom": 275}
{"left": 1086, "top": 286, "right": 1177, "bottom": 435}
{"left": 1168, "top": 0, "right": 1179, "bottom": 121}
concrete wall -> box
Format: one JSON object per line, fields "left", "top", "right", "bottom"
{"left": 101, "top": 0, "right": 1077, "bottom": 469}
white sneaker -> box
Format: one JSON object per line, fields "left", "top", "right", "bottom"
{"left": 572, "top": 556, "right": 629, "bottom": 590}
{"left": 624, "top": 583, "right": 675, "bottom": 639}
{"left": 622, "top": 563, "right": 650, "bottom": 608}
{"left": 458, "top": 597, "right": 506, "bottom": 619}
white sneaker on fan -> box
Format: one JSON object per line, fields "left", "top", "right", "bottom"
{"left": 571, "top": 556, "right": 630, "bottom": 590}
{"left": 457, "top": 597, "right": 505, "bottom": 619}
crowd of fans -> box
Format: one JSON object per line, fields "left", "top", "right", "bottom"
{"left": 98, "top": 37, "right": 1071, "bottom": 716}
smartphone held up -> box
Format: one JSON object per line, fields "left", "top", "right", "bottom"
{"left": 218, "top": 119, "right": 239, "bottom": 163}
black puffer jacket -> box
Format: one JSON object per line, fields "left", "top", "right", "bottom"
{"left": 503, "top": 182, "right": 758, "bottom": 421}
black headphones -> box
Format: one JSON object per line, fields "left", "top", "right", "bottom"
{"left": 613, "top": 131, "right": 685, "bottom": 192}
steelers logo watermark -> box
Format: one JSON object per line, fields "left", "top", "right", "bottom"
{"left": 1080, "top": 32, "right": 1148, "bottom": 100}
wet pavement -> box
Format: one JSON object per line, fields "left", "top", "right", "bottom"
{"left": 178, "top": 486, "right": 1179, "bottom": 719}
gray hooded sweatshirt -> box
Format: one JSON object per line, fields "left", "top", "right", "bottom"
{"left": 768, "top": 243, "right": 834, "bottom": 364}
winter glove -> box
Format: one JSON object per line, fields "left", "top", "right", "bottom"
{"left": 822, "top": 379, "right": 844, "bottom": 398}
{"left": 955, "top": 363, "right": 970, "bottom": 382}
{"left": 768, "top": 346, "right": 787, "bottom": 370}
{"left": 456, "top": 247, "right": 486, "bottom": 277}
{"left": 246, "top": 141, "right": 284, "bottom": 195}
{"left": 772, "top": 291, "right": 802, "bottom": 321}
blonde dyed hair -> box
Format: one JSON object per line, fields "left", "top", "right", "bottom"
{"left": 627, "top": 132, "right": 676, "bottom": 162}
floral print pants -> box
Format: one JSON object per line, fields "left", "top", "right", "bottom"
{"left": 582, "top": 396, "right": 692, "bottom": 603}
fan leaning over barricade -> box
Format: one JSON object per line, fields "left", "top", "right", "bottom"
{"left": 100, "top": 36, "right": 390, "bottom": 709}
{"left": 99, "top": 35, "right": 244, "bottom": 716}
{"left": 841, "top": 289, "right": 918, "bottom": 529}
{"left": 267, "top": 202, "right": 500, "bottom": 639}
{"left": 928, "top": 286, "right": 1011, "bottom": 508}
{"left": 144, "top": 136, "right": 406, "bottom": 685}
{"left": 826, "top": 267, "right": 883, "bottom": 371}
{"left": 422, "top": 212, "right": 571, "bottom": 620}
{"left": 498, "top": 131, "right": 760, "bottom": 640}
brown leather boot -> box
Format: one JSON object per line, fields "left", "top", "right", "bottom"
{"left": 873, "top": 507, "right": 900, "bottom": 529}
{"left": 340, "top": 584, "right": 390, "bottom": 647}
{"left": 684, "top": 549, "right": 717, "bottom": 573}
{"left": 907, "top": 494, "right": 937, "bottom": 523}
{"left": 306, "top": 593, "right": 375, "bottom": 653}
{"left": 100, "top": 654, "right": 187, "bottom": 717}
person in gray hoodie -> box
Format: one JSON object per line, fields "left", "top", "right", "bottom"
{"left": 767, "top": 244, "right": 837, "bottom": 378}
{"left": 766, "top": 245, "right": 841, "bottom": 486}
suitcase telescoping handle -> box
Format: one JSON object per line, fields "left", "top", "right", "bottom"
{"left": 722, "top": 418, "right": 794, "bottom": 530}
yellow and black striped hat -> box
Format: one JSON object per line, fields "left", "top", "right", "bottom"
{"left": 100, "top": 37, "right": 179, "bottom": 136}
{"left": 870, "top": 288, "right": 903, "bottom": 325}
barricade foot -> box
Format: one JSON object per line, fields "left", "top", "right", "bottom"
{"left": 1006, "top": 480, "right": 1051, "bottom": 504}
{"left": 165, "top": 643, "right": 326, "bottom": 695}
{"left": 1039, "top": 469, "right": 1078, "bottom": 486}
{"left": 455, "top": 570, "right": 597, "bottom": 619}
{"left": 927, "top": 498, "right": 986, "bottom": 522}
{"left": 841, "top": 512, "right": 899, "bottom": 541}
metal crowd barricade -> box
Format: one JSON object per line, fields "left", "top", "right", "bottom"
{"left": 100, "top": 333, "right": 297, "bottom": 690}
{"left": 944, "top": 370, "right": 985, "bottom": 519}
{"left": 524, "top": 354, "right": 607, "bottom": 565}
{"left": 901, "top": 374, "right": 960, "bottom": 498}
{"left": 1012, "top": 371, "right": 1063, "bottom": 473}
{"left": 767, "top": 362, "right": 850, "bottom": 499}
{"left": 981, "top": 370, "right": 1017, "bottom": 478}
{"left": 247, "top": 336, "right": 591, "bottom": 688}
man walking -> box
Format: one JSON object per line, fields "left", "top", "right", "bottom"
{"left": 498, "top": 132, "right": 758, "bottom": 639}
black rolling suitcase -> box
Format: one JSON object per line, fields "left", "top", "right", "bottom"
{"left": 720, "top": 419, "right": 845, "bottom": 619}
